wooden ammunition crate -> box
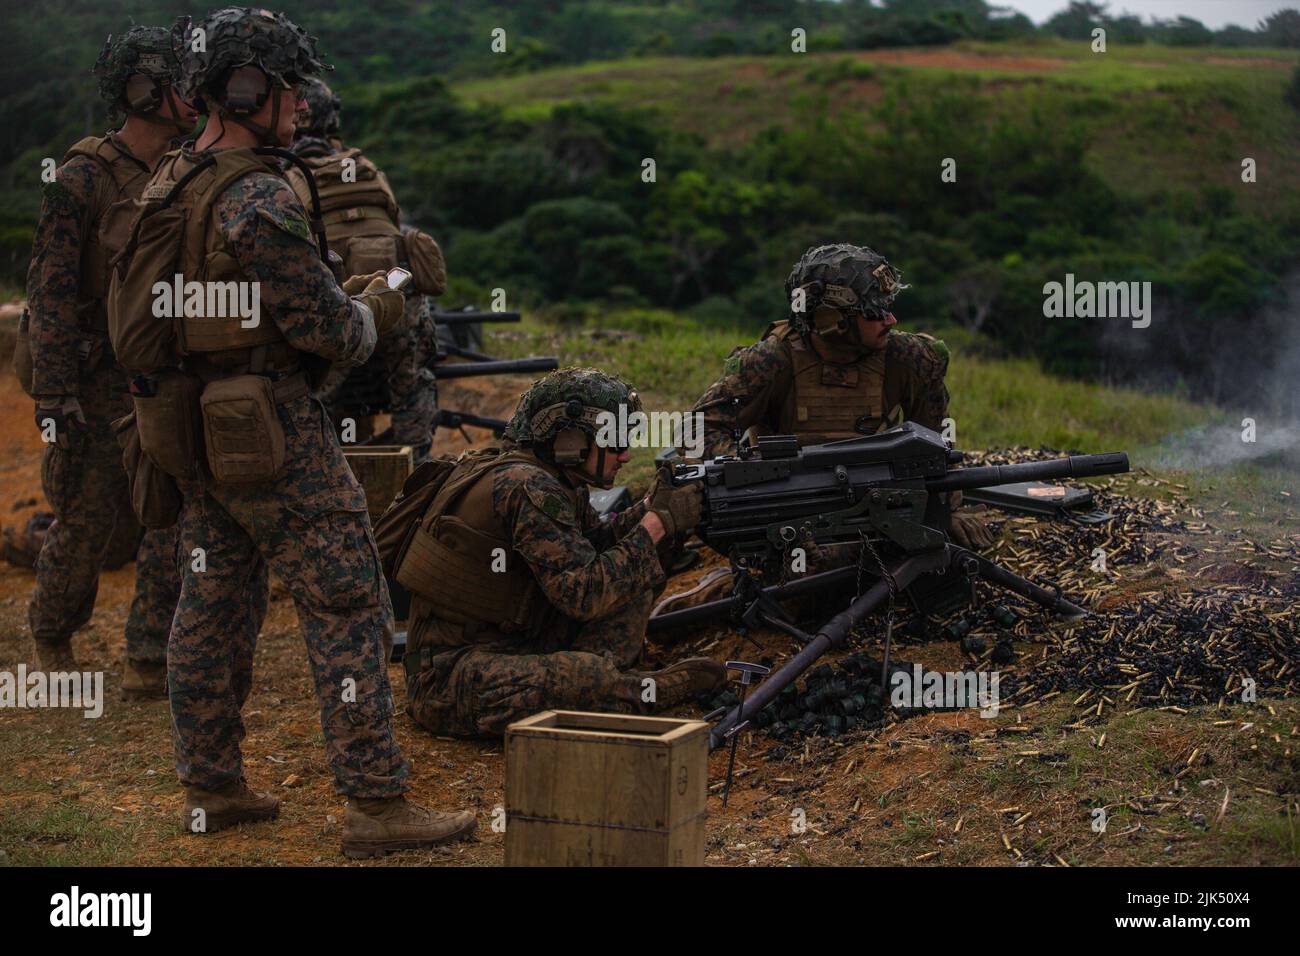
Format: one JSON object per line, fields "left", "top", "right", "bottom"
{"left": 504, "top": 711, "right": 709, "bottom": 867}
{"left": 342, "top": 445, "right": 413, "bottom": 521}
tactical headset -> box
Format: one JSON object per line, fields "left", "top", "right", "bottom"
{"left": 202, "top": 65, "right": 302, "bottom": 148}
{"left": 532, "top": 396, "right": 628, "bottom": 488}
{"left": 118, "top": 51, "right": 194, "bottom": 132}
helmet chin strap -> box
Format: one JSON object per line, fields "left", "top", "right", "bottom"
{"left": 550, "top": 437, "right": 614, "bottom": 490}
{"left": 220, "top": 88, "right": 285, "bottom": 148}
{"left": 124, "top": 84, "right": 196, "bottom": 133}
{"left": 803, "top": 308, "right": 871, "bottom": 367}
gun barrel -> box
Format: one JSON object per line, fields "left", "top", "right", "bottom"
{"left": 433, "top": 357, "right": 559, "bottom": 380}
{"left": 433, "top": 310, "right": 521, "bottom": 325}
{"left": 924, "top": 452, "right": 1129, "bottom": 493}
{"left": 434, "top": 409, "right": 508, "bottom": 434}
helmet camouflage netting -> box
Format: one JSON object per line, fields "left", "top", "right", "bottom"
{"left": 784, "top": 243, "right": 908, "bottom": 331}
{"left": 92, "top": 26, "right": 180, "bottom": 107}
{"left": 504, "top": 367, "right": 641, "bottom": 445}
{"left": 297, "top": 77, "right": 341, "bottom": 136}
{"left": 173, "top": 6, "right": 329, "bottom": 106}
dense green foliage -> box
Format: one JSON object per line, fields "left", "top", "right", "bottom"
{"left": 1, "top": 2, "right": 1298, "bottom": 414}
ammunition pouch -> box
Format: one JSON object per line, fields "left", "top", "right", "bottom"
{"left": 114, "top": 412, "right": 183, "bottom": 530}
{"left": 12, "top": 311, "right": 34, "bottom": 397}
{"left": 199, "top": 372, "right": 307, "bottom": 484}
{"left": 132, "top": 369, "right": 205, "bottom": 482}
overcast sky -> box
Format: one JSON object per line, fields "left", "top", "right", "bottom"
{"left": 1000, "top": 0, "right": 1290, "bottom": 29}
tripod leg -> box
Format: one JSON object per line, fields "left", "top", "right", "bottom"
{"left": 964, "top": 551, "right": 1087, "bottom": 618}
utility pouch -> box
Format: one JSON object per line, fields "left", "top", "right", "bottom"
{"left": 12, "top": 310, "right": 34, "bottom": 397}
{"left": 344, "top": 234, "right": 401, "bottom": 277}
{"left": 113, "top": 412, "right": 182, "bottom": 529}
{"left": 199, "top": 374, "right": 287, "bottom": 484}
{"left": 132, "top": 369, "right": 204, "bottom": 481}
{"left": 401, "top": 228, "right": 447, "bottom": 296}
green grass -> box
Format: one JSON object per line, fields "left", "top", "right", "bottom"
{"left": 0, "top": 800, "right": 136, "bottom": 867}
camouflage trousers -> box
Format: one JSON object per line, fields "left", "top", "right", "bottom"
{"left": 405, "top": 590, "right": 654, "bottom": 738}
{"left": 169, "top": 394, "right": 408, "bottom": 798}
{"left": 28, "top": 372, "right": 181, "bottom": 664}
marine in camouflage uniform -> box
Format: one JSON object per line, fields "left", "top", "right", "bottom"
{"left": 22, "top": 27, "right": 195, "bottom": 690}
{"left": 141, "top": 7, "right": 472, "bottom": 855}
{"left": 401, "top": 368, "right": 724, "bottom": 738}
{"left": 656, "top": 243, "right": 990, "bottom": 617}
{"left": 289, "top": 80, "right": 438, "bottom": 457}
{"left": 692, "top": 244, "right": 950, "bottom": 459}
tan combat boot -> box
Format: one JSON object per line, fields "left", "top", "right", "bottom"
{"left": 342, "top": 796, "right": 477, "bottom": 859}
{"left": 637, "top": 657, "right": 727, "bottom": 711}
{"left": 651, "top": 567, "right": 734, "bottom": 618}
{"left": 121, "top": 659, "right": 168, "bottom": 701}
{"left": 34, "top": 641, "right": 78, "bottom": 672}
{"left": 182, "top": 779, "right": 280, "bottom": 834}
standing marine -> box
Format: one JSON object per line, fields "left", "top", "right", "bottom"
{"left": 110, "top": 7, "right": 473, "bottom": 857}
{"left": 286, "top": 77, "right": 445, "bottom": 459}
{"left": 392, "top": 367, "right": 725, "bottom": 738}
{"left": 18, "top": 25, "right": 196, "bottom": 699}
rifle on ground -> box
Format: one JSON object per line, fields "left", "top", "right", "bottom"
{"left": 655, "top": 422, "right": 1130, "bottom": 750}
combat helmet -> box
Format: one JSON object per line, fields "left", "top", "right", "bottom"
{"left": 174, "top": 7, "right": 328, "bottom": 144}
{"left": 296, "top": 77, "right": 341, "bottom": 138}
{"left": 504, "top": 367, "right": 641, "bottom": 488}
{"left": 92, "top": 25, "right": 192, "bottom": 129}
{"left": 785, "top": 243, "right": 907, "bottom": 337}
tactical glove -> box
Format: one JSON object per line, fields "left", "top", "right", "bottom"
{"left": 354, "top": 275, "right": 407, "bottom": 337}
{"left": 949, "top": 506, "right": 996, "bottom": 550}
{"left": 35, "top": 396, "right": 86, "bottom": 448}
{"left": 647, "top": 475, "right": 703, "bottom": 540}
{"left": 342, "top": 270, "right": 385, "bottom": 295}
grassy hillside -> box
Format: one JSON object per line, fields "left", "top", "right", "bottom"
{"left": 455, "top": 39, "right": 1300, "bottom": 209}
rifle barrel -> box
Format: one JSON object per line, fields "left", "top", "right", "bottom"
{"left": 924, "top": 452, "right": 1129, "bottom": 493}
{"left": 433, "top": 357, "right": 558, "bottom": 380}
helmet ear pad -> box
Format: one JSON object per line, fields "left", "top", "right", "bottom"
{"left": 551, "top": 428, "right": 589, "bottom": 466}
{"left": 812, "top": 304, "right": 849, "bottom": 336}
{"left": 123, "top": 74, "right": 163, "bottom": 112}
{"left": 221, "top": 65, "right": 272, "bottom": 114}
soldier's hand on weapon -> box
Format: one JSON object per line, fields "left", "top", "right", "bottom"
{"left": 646, "top": 474, "right": 704, "bottom": 541}
{"left": 949, "top": 506, "right": 996, "bottom": 550}
{"left": 342, "top": 270, "right": 386, "bottom": 295}
{"left": 354, "top": 274, "right": 407, "bottom": 336}
{"left": 34, "top": 396, "right": 86, "bottom": 448}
